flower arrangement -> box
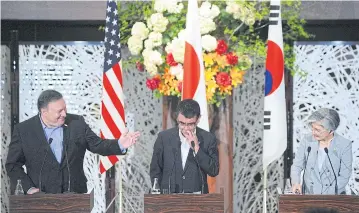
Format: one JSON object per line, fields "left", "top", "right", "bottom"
{"left": 123, "top": 0, "right": 309, "bottom": 106}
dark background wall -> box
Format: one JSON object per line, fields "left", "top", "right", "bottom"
{"left": 2, "top": 20, "right": 359, "bottom": 43}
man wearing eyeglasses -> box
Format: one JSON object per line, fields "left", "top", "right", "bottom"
{"left": 150, "top": 99, "right": 219, "bottom": 194}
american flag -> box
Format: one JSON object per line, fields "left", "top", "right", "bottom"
{"left": 99, "top": 0, "right": 125, "bottom": 174}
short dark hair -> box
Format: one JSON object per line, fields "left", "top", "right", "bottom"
{"left": 176, "top": 99, "right": 201, "bottom": 119}
{"left": 37, "top": 90, "right": 63, "bottom": 112}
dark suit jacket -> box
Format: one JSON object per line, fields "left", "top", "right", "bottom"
{"left": 6, "top": 113, "right": 125, "bottom": 194}
{"left": 150, "top": 127, "right": 219, "bottom": 194}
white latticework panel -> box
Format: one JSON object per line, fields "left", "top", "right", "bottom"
{"left": 233, "top": 61, "right": 283, "bottom": 213}
{"left": 1, "top": 45, "right": 11, "bottom": 213}
{"left": 293, "top": 42, "right": 359, "bottom": 195}
{"left": 115, "top": 48, "right": 163, "bottom": 213}
{"left": 19, "top": 43, "right": 107, "bottom": 212}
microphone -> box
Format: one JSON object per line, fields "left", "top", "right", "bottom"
{"left": 302, "top": 146, "right": 311, "bottom": 195}
{"left": 168, "top": 147, "right": 179, "bottom": 194}
{"left": 39, "top": 138, "right": 53, "bottom": 193}
{"left": 191, "top": 141, "right": 204, "bottom": 194}
{"left": 324, "top": 147, "right": 338, "bottom": 195}
{"left": 64, "top": 144, "right": 71, "bottom": 193}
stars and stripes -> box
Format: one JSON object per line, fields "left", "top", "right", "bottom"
{"left": 99, "top": 0, "right": 125, "bottom": 174}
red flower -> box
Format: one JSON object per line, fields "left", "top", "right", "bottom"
{"left": 216, "top": 72, "right": 232, "bottom": 86}
{"left": 166, "top": 53, "right": 178, "bottom": 66}
{"left": 177, "top": 81, "right": 182, "bottom": 92}
{"left": 146, "top": 77, "right": 161, "bottom": 90}
{"left": 216, "top": 40, "right": 228, "bottom": 55}
{"left": 226, "top": 52, "right": 238, "bottom": 65}
{"left": 136, "top": 61, "right": 144, "bottom": 72}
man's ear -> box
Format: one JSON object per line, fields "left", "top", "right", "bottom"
{"left": 40, "top": 108, "right": 47, "bottom": 115}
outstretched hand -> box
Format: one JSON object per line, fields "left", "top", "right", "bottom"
{"left": 119, "top": 129, "right": 141, "bottom": 149}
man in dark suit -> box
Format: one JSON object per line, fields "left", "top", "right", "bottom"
{"left": 150, "top": 99, "right": 219, "bottom": 194}
{"left": 6, "top": 89, "right": 140, "bottom": 194}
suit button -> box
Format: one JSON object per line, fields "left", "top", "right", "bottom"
{"left": 311, "top": 167, "right": 314, "bottom": 170}
{"left": 325, "top": 184, "right": 328, "bottom": 186}
{"left": 327, "top": 170, "right": 330, "bottom": 173}
{"left": 311, "top": 182, "right": 314, "bottom": 185}
{"left": 182, "top": 176, "right": 185, "bottom": 180}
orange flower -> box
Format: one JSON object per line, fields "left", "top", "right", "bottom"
{"left": 230, "top": 67, "right": 245, "bottom": 87}
{"left": 213, "top": 54, "right": 228, "bottom": 68}
{"left": 206, "top": 78, "right": 218, "bottom": 101}
{"left": 218, "top": 85, "right": 232, "bottom": 95}
{"left": 158, "top": 82, "right": 171, "bottom": 96}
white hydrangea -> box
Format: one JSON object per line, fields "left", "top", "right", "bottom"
{"left": 148, "top": 32, "right": 163, "bottom": 47}
{"left": 131, "top": 22, "right": 149, "bottom": 40}
{"left": 143, "top": 49, "right": 163, "bottom": 76}
{"left": 177, "top": 29, "right": 186, "bottom": 41}
{"left": 167, "top": 2, "right": 184, "bottom": 14}
{"left": 147, "top": 13, "right": 169, "bottom": 33}
{"left": 170, "top": 64, "right": 184, "bottom": 80}
{"left": 165, "top": 37, "right": 185, "bottom": 63}
{"left": 154, "top": 0, "right": 167, "bottom": 13}
{"left": 199, "top": 17, "right": 216, "bottom": 35}
{"left": 199, "top": 2, "right": 220, "bottom": 19}
{"left": 142, "top": 48, "right": 152, "bottom": 59}
{"left": 144, "top": 60, "right": 158, "bottom": 76}
{"left": 201, "top": 35, "right": 217, "bottom": 52}
{"left": 127, "top": 36, "right": 143, "bottom": 55}
{"left": 154, "top": 0, "right": 184, "bottom": 14}
{"left": 225, "top": 2, "right": 240, "bottom": 15}
{"left": 146, "top": 50, "right": 163, "bottom": 66}
{"left": 144, "top": 39, "right": 154, "bottom": 50}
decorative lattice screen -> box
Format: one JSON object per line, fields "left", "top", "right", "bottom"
{"left": 1, "top": 45, "right": 12, "bottom": 213}
{"left": 293, "top": 42, "right": 359, "bottom": 195}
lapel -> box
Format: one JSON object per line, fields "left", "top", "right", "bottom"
{"left": 320, "top": 134, "right": 338, "bottom": 176}
{"left": 60, "top": 120, "right": 71, "bottom": 169}
{"left": 309, "top": 140, "right": 321, "bottom": 180}
{"left": 171, "top": 129, "right": 184, "bottom": 175}
{"left": 182, "top": 128, "right": 203, "bottom": 175}
{"left": 34, "top": 115, "right": 61, "bottom": 167}
{"left": 34, "top": 115, "right": 51, "bottom": 148}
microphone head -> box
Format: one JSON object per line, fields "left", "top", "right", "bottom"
{"left": 324, "top": 147, "right": 329, "bottom": 153}
{"left": 307, "top": 146, "right": 311, "bottom": 152}
{"left": 191, "top": 141, "right": 195, "bottom": 148}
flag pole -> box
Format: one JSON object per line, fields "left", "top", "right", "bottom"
{"left": 263, "top": 167, "right": 267, "bottom": 213}
{"left": 119, "top": 160, "right": 122, "bottom": 213}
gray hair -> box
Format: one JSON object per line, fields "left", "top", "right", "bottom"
{"left": 37, "top": 90, "right": 63, "bottom": 112}
{"left": 307, "top": 108, "right": 340, "bottom": 132}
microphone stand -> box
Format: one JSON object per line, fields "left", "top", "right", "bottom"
{"left": 324, "top": 148, "right": 338, "bottom": 195}
{"left": 191, "top": 141, "right": 204, "bottom": 194}
{"left": 302, "top": 146, "right": 311, "bottom": 195}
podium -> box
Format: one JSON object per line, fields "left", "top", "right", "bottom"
{"left": 144, "top": 193, "right": 224, "bottom": 213}
{"left": 278, "top": 194, "right": 359, "bottom": 213}
{"left": 9, "top": 190, "right": 94, "bottom": 213}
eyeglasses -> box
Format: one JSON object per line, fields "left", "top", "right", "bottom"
{"left": 311, "top": 127, "right": 328, "bottom": 134}
{"left": 177, "top": 120, "right": 197, "bottom": 127}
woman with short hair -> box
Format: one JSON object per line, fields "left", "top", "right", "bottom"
{"left": 291, "top": 108, "right": 352, "bottom": 195}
